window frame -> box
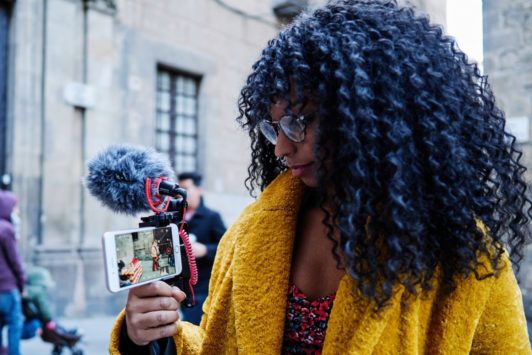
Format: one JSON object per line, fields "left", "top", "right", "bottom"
{"left": 155, "top": 66, "right": 201, "bottom": 173}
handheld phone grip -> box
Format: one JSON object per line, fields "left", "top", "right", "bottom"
{"left": 165, "top": 228, "right": 197, "bottom": 308}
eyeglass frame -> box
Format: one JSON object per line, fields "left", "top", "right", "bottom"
{"left": 258, "top": 113, "right": 315, "bottom": 145}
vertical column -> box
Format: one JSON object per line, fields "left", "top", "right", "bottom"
{"left": 483, "top": 0, "right": 532, "bottom": 327}
{"left": 0, "top": 3, "right": 9, "bottom": 184}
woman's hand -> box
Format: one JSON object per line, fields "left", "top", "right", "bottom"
{"left": 125, "top": 281, "right": 186, "bottom": 346}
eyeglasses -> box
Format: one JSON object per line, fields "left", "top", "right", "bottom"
{"left": 258, "top": 114, "right": 314, "bottom": 145}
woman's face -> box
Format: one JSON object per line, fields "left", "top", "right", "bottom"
{"left": 270, "top": 99, "right": 319, "bottom": 187}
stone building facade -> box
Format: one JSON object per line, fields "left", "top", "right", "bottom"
{"left": 3, "top": 0, "right": 281, "bottom": 316}
{"left": 483, "top": 0, "right": 532, "bottom": 324}
{"left": 1, "top": 0, "right": 496, "bottom": 318}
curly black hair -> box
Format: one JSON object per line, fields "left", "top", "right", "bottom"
{"left": 236, "top": 0, "right": 532, "bottom": 306}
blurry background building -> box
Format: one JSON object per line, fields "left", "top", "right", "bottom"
{"left": 0, "top": 0, "right": 530, "bottom": 325}
{"left": 483, "top": 0, "right": 532, "bottom": 329}
{"left": 0, "top": 0, "right": 281, "bottom": 316}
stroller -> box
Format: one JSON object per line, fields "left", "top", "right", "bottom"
{"left": 21, "top": 267, "right": 84, "bottom": 355}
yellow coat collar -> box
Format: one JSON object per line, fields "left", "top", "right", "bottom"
{"left": 231, "top": 172, "right": 304, "bottom": 351}
{"left": 228, "top": 172, "right": 401, "bottom": 353}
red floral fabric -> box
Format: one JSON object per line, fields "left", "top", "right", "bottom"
{"left": 282, "top": 283, "right": 336, "bottom": 354}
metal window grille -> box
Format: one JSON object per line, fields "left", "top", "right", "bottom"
{"left": 155, "top": 68, "right": 200, "bottom": 173}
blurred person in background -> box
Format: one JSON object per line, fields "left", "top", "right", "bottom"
{"left": 177, "top": 172, "right": 226, "bottom": 325}
{"left": 111, "top": 1, "right": 532, "bottom": 353}
{"left": 0, "top": 190, "right": 25, "bottom": 355}
{"left": 21, "top": 266, "right": 82, "bottom": 344}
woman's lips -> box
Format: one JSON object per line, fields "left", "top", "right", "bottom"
{"left": 289, "top": 162, "right": 314, "bottom": 177}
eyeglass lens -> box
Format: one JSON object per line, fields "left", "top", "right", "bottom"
{"left": 259, "top": 115, "right": 306, "bottom": 145}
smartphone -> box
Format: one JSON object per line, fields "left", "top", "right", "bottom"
{"left": 102, "top": 224, "right": 182, "bottom": 293}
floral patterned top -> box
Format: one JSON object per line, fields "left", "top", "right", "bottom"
{"left": 282, "top": 283, "right": 336, "bottom": 354}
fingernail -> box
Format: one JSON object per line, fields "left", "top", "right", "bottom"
{"left": 171, "top": 287, "right": 186, "bottom": 299}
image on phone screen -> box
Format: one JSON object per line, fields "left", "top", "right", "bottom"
{"left": 115, "top": 226, "right": 178, "bottom": 288}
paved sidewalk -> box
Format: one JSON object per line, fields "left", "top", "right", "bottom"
{"left": 21, "top": 315, "right": 117, "bottom": 355}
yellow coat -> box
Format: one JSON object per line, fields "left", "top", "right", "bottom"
{"left": 110, "top": 172, "right": 531, "bottom": 354}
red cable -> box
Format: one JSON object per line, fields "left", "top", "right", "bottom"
{"left": 179, "top": 219, "right": 198, "bottom": 285}
{"left": 179, "top": 225, "right": 198, "bottom": 306}
{"left": 145, "top": 177, "right": 170, "bottom": 213}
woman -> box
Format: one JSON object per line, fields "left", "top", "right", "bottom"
{"left": 110, "top": 1, "right": 531, "bottom": 353}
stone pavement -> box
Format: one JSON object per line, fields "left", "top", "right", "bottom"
{"left": 20, "top": 315, "right": 117, "bottom": 355}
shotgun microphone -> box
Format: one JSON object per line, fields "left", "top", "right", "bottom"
{"left": 84, "top": 144, "right": 186, "bottom": 215}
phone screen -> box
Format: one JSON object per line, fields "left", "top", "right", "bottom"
{"left": 114, "top": 226, "right": 179, "bottom": 289}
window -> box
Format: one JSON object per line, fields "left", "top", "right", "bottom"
{"left": 156, "top": 68, "right": 200, "bottom": 172}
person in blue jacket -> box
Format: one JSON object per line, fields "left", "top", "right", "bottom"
{"left": 177, "top": 172, "right": 226, "bottom": 325}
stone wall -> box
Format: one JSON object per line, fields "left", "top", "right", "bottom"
{"left": 483, "top": 0, "right": 532, "bottom": 322}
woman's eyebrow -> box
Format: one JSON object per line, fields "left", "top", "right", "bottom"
{"left": 286, "top": 100, "right": 309, "bottom": 114}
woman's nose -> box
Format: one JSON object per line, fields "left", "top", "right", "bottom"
{"left": 274, "top": 130, "right": 294, "bottom": 159}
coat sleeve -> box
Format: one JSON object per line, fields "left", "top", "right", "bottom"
{"left": 33, "top": 291, "right": 53, "bottom": 323}
{"left": 470, "top": 255, "right": 531, "bottom": 354}
{"left": 2, "top": 232, "right": 26, "bottom": 292}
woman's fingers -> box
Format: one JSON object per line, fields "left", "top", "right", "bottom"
{"left": 171, "top": 286, "right": 187, "bottom": 303}
{"left": 126, "top": 316, "right": 179, "bottom": 346}
{"left": 128, "top": 309, "right": 180, "bottom": 331}
{"left": 126, "top": 295, "right": 179, "bottom": 314}
{"left": 128, "top": 281, "right": 187, "bottom": 302}
{"left": 129, "top": 281, "right": 174, "bottom": 298}
{"left": 124, "top": 281, "right": 187, "bottom": 346}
